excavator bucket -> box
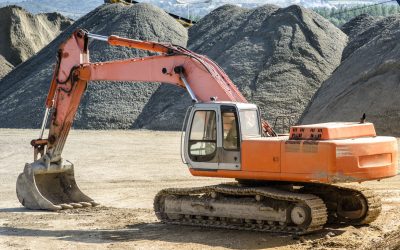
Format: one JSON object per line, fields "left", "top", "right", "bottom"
{"left": 16, "top": 160, "right": 98, "bottom": 210}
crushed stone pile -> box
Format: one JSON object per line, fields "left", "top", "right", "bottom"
{"left": 0, "top": 5, "right": 73, "bottom": 66}
{"left": 340, "top": 14, "right": 383, "bottom": 61}
{"left": 0, "top": 3, "right": 188, "bottom": 129}
{"left": 186, "top": 4, "right": 347, "bottom": 128}
{"left": 300, "top": 15, "right": 400, "bottom": 136}
{"left": 0, "top": 55, "right": 13, "bottom": 79}
{"left": 341, "top": 14, "right": 383, "bottom": 40}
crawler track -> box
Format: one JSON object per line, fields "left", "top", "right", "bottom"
{"left": 302, "top": 183, "right": 381, "bottom": 225}
{"left": 154, "top": 183, "right": 327, "bottom": 234}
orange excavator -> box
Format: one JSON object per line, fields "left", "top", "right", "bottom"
{"left": 17, "top": 29, "right": 398, "bottom": 234}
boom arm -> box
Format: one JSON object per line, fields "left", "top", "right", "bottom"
{"left": 33, "top": 29, "right": 273, "bottom": 163}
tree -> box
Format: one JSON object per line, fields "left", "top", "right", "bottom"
{"left": 313, "top": 4, "right": 400, "bottom": 27}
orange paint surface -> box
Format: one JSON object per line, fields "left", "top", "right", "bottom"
{"left": 241, "top": 138, "right": 282, "bottom": 173}
{"left": 191, "top": 135, "right": 398, "bottom": 184}
{"left": 290, "top": 122, "right": 376, "bottom": 140}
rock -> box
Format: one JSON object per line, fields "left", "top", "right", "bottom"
{"left": 0, "top": 55, "right": 13, "bottom": 79}
{"left": 327, "top": 231, "right": 335, "bottom": 237}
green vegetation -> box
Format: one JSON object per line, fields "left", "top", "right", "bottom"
{"left": 313, "top": 4, "right": 400, "bottom": 26}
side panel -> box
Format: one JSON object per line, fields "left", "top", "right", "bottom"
{"left": 241, "top": 139, "right": 281, "bottom": 173}
{"left": 281, "top": 141, "right": 335, "bottom": 179}
{"left": 334, "top": 137, "right": 398, "bottom": 181}
{"left": 190, "top": 136, "right": 398, "bottom": 184}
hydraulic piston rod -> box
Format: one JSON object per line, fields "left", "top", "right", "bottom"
{"left": 86, "top": 33, "right": 108, "bottom": 42}
{"left": 86, "top": 32, "right": 172, "bottom": 54}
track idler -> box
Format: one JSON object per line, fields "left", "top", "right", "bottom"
{"left": 16, "top": 158, "right": 98, "bottom": 210}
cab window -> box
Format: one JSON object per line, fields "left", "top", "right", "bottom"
{"left": 240, "top": 109, "right": 261, "bottom": 137}
{"left": 222, "top": 106, "right": 239, "bottom": 150}
{"left": 189, "top": 110, "right": 217, "bottom": 162}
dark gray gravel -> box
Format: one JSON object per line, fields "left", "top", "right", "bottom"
{"left": 300, "top": 15, "right": 400, "bottom": 136}
{"left": 341, "top": 13, "right": 383, "bottom": 40}
{"left": 340, "top": 14, "right": 383, "bottom": 61}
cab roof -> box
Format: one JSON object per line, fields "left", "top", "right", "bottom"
{"left": 194, "top": 101, "right": 258, "bottom": 110}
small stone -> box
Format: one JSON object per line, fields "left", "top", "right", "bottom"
{"left": 327, "top": 232, "right": 335, "bottom": 237}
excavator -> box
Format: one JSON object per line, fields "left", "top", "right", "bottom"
{"left": 16, "top": 29, "right": 398, "bottom": 234}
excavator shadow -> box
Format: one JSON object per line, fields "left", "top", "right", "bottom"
{"left": 0, "top": 222, "right": 346, "bottom": 249}
{"left": 0, "top": 207, "right": 35, "bottom": 213}
{"left": 0, "top": 207, "right": 61, "bottom": 213}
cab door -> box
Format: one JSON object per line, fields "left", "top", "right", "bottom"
{"left": 218, "top": 105, "right": 241, "bottom": 170}
{"left": 184, "top": 106, "right": 220, "bottom": 170}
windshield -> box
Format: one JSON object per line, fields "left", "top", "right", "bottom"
{"left": 239, "top": 109, "right": 260, "bottom": 138}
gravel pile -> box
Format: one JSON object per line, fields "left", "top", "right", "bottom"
{"left": 186, "top": 4, "right": 347, "bottom": 128}
{"left": 0, "top": 5, "right": 73, "bottom": 66}
{"left": 340, "top": 14, "right": 383, "bottom": 61}
{"left": 0, "top": 55, "right": 13, "bottom": 79}
{"left": 300, "top": 15, "right": 400, "bottom": 136}
{"left": 341, "top": 14, "right": 383, "bottom": 39}
{"left": 0, "top": 3, "right": 188, "bottom": 129}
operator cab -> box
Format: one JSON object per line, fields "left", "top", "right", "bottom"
{"left": 182, "top": 102, "right": 261, "bottom": 171}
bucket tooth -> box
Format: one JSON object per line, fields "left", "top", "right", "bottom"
{"left": 16, "top": 160, "right": 98, "bottom": 210}
{"left": 90, "top": 201, "right": 100, "bottom": 207}
{"left": 79, "top": 202, "right": 92, "bottom": 207}
{"left": 69, "top": 203, "right": 83, "bottom": 208}
{"left": 60, "top": 204, "right": 74, "bottom": 209}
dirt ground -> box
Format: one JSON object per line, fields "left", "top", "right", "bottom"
{"left": 0, "top": 129, "right": 400, "bottom": 250}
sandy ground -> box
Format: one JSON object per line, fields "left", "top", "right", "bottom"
{"left": 0, "top": 129, "right": 400, "bottom": 250}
